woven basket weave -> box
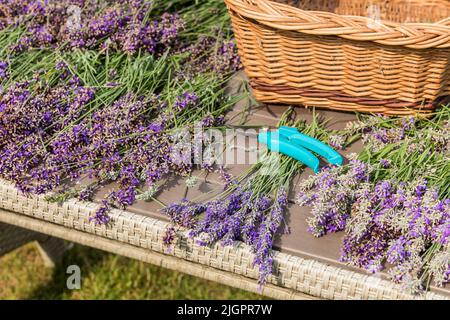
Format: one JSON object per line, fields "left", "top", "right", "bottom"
{"left": 0, "top": 179, "right": 447, "bottom": 299}
{"left": 225, "top": 0, "right": 450, "bottom": 115}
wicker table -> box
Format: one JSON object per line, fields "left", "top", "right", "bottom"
{"left": 0, "top": 74, "right": 448, "bottom": 300}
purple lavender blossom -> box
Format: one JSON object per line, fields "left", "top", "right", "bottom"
{"left": 0, "top": 67, "right": 224, "bottom": 224}
{"left": 0, "top": 61, "right": 8, "bottom": 80}
{"left": 253, "top": 187, "right": 287, "bottom": 285}
{"left": 328, "top": 134, "right": 345, "bottom": 150}
{"left": 178, "top": 30, "right": 241, "bottom": 76}
{"left": 296, "top": 160, "right": 370, "bottom": 237}
{"left": 91, "top": 200, "right": 111, "bottom": 225}
{"left": 380, "top": 159, "right": 391, "bottom": 168}
{"left": 296, "top": 155, "right": 449, "bottom": 288}
{"left": 5, "top": 1, "right": 185, "bottom": 55}
{"left": 163, "top": 199, "right": 206, "bottom": 229}
{"left": 342, "top": 179, "right": 449, "bottom": 287}
{"left": 217, "top": 166, "right": 236, "bottom": 189}
{"left": 173, "top": 92, "right": 198, "bottom": 111}
{"left": 163, "top": 226, "right": 177, "bottom": 247}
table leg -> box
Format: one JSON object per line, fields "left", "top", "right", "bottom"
{"left": 36, "top": 236, "right": 69, "bottom": 267}
{"left": 0, "top": 222, "right": 68, "bottom": 267}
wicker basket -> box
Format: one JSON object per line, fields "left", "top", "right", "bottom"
{"left": 225, "top": 0, "right": 450, "bottom": 115}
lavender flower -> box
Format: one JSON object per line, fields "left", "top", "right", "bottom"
{"left": 342, "top": 179, "right": 449, "bottom": 287}
{"left": 217, "top": 166, "right": 236, "bottom": 189}
{"left": 173, "top": 92, "right": 198, "bottom": 111}
{"left": 328, "top": 134, "right": 345, "bottom": 150}
{"left": 163, "top": 226, "right": 177, "bottom": 247}
{"left": 91, "top": 200, "right": 111, "bottom": 225}
{"left": 163, "top": 199, "right": 206, "bottom": 229}
{"left": 427, "top": 248, "right": 450, "bottom": 287}
{"left": 0, "top": 64, "right": 228, "bottom": 222}
{"left": 296, "top": 160, "right": 371, "bottom": 237}
{"left": 253, "top": 187, "right": 287, "bottom": 285}
{"left": 178, "top": 30, "right": 240, "bottom": 76}
{"left": 6, "top": 1, "right": 185, "bottom": 55}
{"left": 380, "top": 159, "right": 391, "bottom": 168}
{"left": 0, "top": 61, "right": 8, "bottom": 80}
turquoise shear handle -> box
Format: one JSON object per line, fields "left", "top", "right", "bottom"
{"left": 258, "top": 131, "right": 320, "bottom": 173}
{"left": 279, "top": 126, "right": 344, "bottom": 166}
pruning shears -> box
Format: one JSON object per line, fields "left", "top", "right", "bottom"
{"left": 257, "top": 126, "right": 343, "bottom": 173}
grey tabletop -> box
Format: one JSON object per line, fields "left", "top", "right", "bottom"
{"left": 87, "top": 73, "right": 449, "bottom": 297}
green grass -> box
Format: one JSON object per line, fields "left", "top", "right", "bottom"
{"left": 0, "top": 243, "right": 265, "bottom": 300}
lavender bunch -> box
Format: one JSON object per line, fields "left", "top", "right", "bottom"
{"left": 297, "top": 106, "right": 450, "bottom": 290}
{"left": 296, "top": 165, "right": 449, "bottom": 289}
{"left": 343, "top": 179, "right": 449, "bottom": 290}
{"left": 178, "top": 30, "right": 240, "bottom": 77}
{"left": 2, "top": 0, "right": 186, "bottom": 55}
{"left": 0, "top": 50, "right": 169, "bottom": 195}
{"left": 56, "top": 72, "right": 233, "bottom": 223}
{"left": 343, "top": 109, "right": 449, "bottom": 156}
{"left": 0, "top": 1, "right": 240, "bottom": 87}
{"left": 0, "top": 0, "right": 242, "bottom": 226}
{"left": 0, "top": 77, "right": 95, "bottom": 193}
{"left": 0, "top": 32, "right": 238, "bottom": 223}
{"left": 49, "top": 84, "right": 227, "bottom": 224}
{"left": 163, "top": 172, "right": 289, "bottom": 286}
{"left": 164, "top": 109, "right": 332, "bottom": 285}
{"left": 296, "top": 159, "right": 372, "bottom": 237}
{"left": 354, "top": 107, "right": 450, "bottom": 200}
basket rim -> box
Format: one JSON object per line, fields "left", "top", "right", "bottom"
{"left": 224, "top": 0, "right": 450, "bottom": 49}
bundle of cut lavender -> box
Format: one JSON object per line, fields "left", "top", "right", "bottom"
{"left": 296, "top": 107, "right": 450, "bottom": 292}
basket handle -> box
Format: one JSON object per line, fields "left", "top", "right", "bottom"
{"left": 224, "top": 0, "right": 450, "bottom": 49}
